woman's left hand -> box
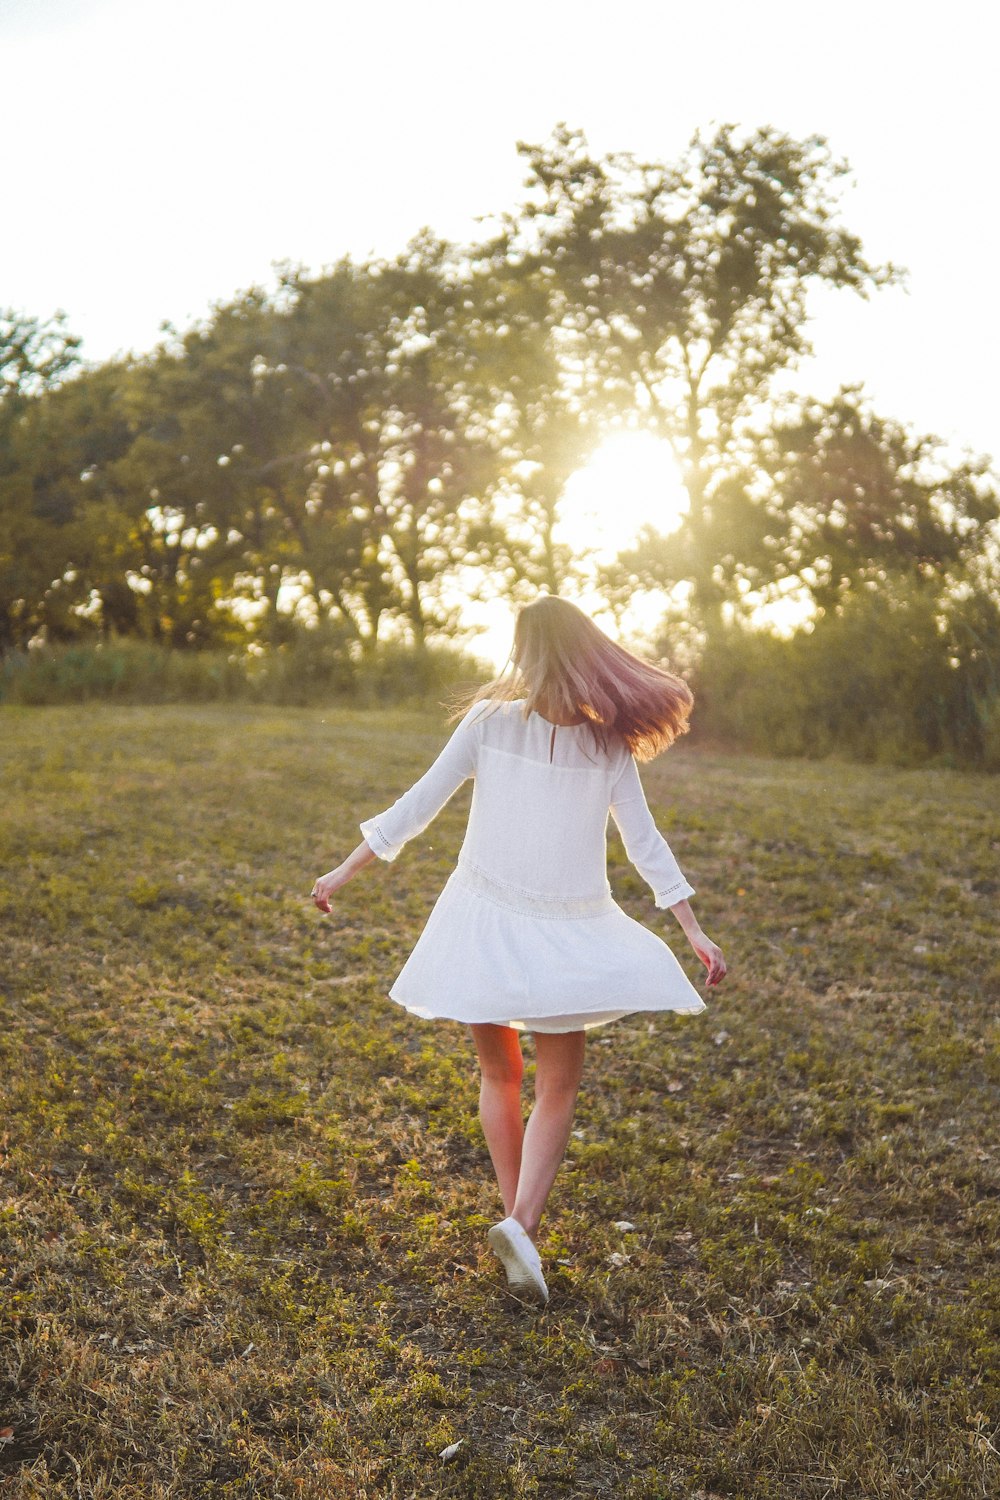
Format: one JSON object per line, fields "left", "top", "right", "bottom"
{"left": 311, "top": 840, "right": 378, "bottom": 912}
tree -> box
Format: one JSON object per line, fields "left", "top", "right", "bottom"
{"left": 0, "top": 309, "right": 80, "bottom": 408}
{"left": 685, "top": 388, "right": 1000, "bottom": 765}
{"left": 749, "top": 387, "right": 1000, "bottom": 617}
{"left": 0, "top": 310, "right": 86, "bottom": 650}
{"left": 105, "top": 289, "right": 300, "bottom": 647}
{"left": 442, "top": 245, "right": 604, "bottom": 604}
{"left": 260, "top": 238, "right": 505, "bottom": 651}
{"left": 495, "top": 123, "right": 900, "bottom": 628}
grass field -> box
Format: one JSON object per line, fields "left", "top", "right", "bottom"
{"left": 1, "top": 705, "right": 998, "bottom": 1499}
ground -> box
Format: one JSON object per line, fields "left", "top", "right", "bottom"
{"left": 0, "top": 705, "right": 997, "bottom": 1499}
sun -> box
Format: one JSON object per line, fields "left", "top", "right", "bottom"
{"left": 459, "top": 433, "right": 691, "bottom": 670}
{"left": 555, "top": 433, "right": 689, "bottom": 558}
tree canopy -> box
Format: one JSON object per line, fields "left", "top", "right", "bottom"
{"left": 1, "top": 124, "right": 997, "bottom": 762}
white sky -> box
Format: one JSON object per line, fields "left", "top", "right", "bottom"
{"left": 2, "top": 0, "right": 996, "bottom": 469}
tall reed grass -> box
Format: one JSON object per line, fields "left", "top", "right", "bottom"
{"left": 4, "top": 609, "right": 998, "bottom": 769}
{"left": 0, "top": 634, "right": 489, "bottom": 709}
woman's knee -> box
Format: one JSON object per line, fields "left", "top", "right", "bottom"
{"left": 532, "top": 1032, "right": 585, "bottom": 1100}
{"left": 470, "top": 1024, "right": 524, "bottom": 1087}
{"left": 481, "top": 1059, "right": 524, "bottom": 1089}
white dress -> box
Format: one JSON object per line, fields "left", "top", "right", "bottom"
{"left": 360, "top": 699, "right": 707, "bottom": 1033}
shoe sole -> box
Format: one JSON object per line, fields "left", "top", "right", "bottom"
{"left": 487, "top": 1221, "right": 549, "bottom": 1305}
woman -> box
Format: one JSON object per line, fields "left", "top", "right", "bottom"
{"left": 311, "top": 596, "right": 726, "bottom": 1305}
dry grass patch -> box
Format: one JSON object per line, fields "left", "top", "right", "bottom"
{"left": 1, "top": 705, "right": 997, "bottom": 1498}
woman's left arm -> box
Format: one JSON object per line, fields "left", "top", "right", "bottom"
{"left": 356, "top": 702, "right": 485, "bottom": 863}
{"left": 312, "top": 839, "right": 377, "bottom": 912}
{"left": 311, "top": 702, "right": 486, "bottom": 912}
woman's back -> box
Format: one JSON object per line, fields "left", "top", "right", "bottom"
{"left": 361, "top": 697, "right": 695, "bottom": 915}
{"left": 460, "top": 699, "right": 627, "bottom": 903}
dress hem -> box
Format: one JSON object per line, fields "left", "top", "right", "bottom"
{"left": 387, "top": 995, "right": 708, "bottom": 1027}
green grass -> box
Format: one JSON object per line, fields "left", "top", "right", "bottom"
{"left": 1, "top": 705, "right": 998, "bottom": 1499}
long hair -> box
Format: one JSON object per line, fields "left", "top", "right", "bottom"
{"left": 447, "top": 595, "right": 693, "bottom": 762}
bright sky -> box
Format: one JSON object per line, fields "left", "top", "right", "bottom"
{"left": 3, "top": 0, "right": 996, "bottom": 663}
{"left": 3, "top": 0, "right": 996, "bottom": 462}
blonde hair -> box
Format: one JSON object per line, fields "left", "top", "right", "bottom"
{"left": 448, "top": 595, "right": 693, "bottom": 762}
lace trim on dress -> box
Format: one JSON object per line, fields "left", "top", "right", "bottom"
{"left": 360, "top": 818, "right": 398, "bottom": 860}
{"left": 454, "top": 858, "right": 616, "bottom": 920}
{"left": 653, "top": 879, "right": 696, "bottom": 909}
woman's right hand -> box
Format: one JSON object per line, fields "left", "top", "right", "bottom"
{"left": 688, "top": 930, "right": 727, "bottom": 988}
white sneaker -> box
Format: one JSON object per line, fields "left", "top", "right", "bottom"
{"left": 487, "top": 1216, "right": 549, "bottom": 1305}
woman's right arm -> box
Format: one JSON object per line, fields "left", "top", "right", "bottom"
{"left": 667, "top": 897, "right": 727, "bottom": 988}
{"left": 609, "top": 753, "right": 726, "bottom": 988}
{"left": 608, "top": 753, "right": 696, "bottom": 909}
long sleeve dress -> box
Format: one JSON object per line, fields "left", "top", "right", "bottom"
{"left": 359, "top": 698, "right": 707, "bottom": 1033}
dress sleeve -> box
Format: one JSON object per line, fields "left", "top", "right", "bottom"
{"left": 359, "top": 703, "right": 485, "bottom": 862}
{"left": 608, "top": 752, "right": 696, "bottom": 909}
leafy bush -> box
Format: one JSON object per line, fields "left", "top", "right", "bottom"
{"left": 692, "top": 582, "right": 1000, "bottom": 770}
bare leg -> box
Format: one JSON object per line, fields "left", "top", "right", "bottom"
{"left": 469, "top": 1023, "right": 525, "bottom": 1219}
{"left": 511, "top": 1030, "right": 586, "bottom": 1243}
